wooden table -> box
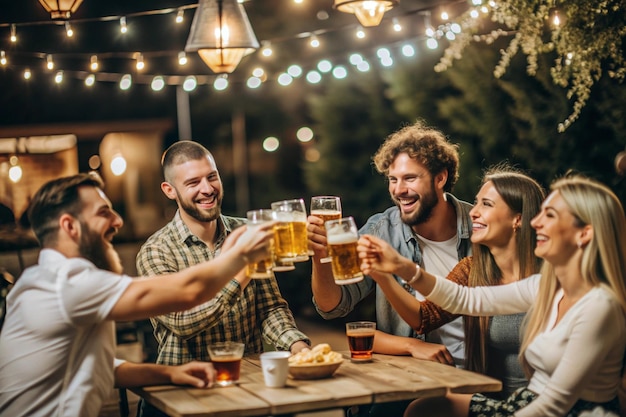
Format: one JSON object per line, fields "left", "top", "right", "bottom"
{"left": 131, "top": 352, "right": 501, "bottom": 417}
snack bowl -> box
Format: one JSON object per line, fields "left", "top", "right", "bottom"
{"left": 288, "top": 358, "right": 343, "bottom": 380}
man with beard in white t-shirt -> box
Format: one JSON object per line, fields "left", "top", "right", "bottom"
{"left": 0, "top": 173, "right": 273, "bottom": 417}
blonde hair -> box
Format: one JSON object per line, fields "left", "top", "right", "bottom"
{"left": 519, "top": 175, "right": 626, "bottom": 376}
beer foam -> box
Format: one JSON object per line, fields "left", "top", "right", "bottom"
{"left": 327, "top": 232, "right": 357, "bottom": 245}
{"left": 273, "top": 212, "right": 306, "bottom": 222}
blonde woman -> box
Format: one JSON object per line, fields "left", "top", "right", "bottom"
{"left": 358, "top": 175, "right": 626, "bottom": 416}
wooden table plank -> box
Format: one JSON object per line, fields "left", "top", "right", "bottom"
{"left": 373, "top": 354, "right": 502, "bottom": 394}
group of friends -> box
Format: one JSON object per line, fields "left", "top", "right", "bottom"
{"left": 0, "top": 120, "right": 624, "bottom": 417}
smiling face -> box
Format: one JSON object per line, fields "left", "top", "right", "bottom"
{"left": 162, "top": 155, "right": 223, "bottom": 224}
{"left": 469, "top": 181, "right": 520, "bottom": 250}
{"left": 77, "top": 186, "right": 124, "bottom": 274}
{"left": 531, "top": 190, "right": 582, "bottom": 265}
{"left": 387, "top": 153, "right": 442, "bottom": 226}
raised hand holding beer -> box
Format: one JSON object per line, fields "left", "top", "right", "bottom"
{"left": 271, "top": 199, "right": 310, "bottom": 263}
{"left": 310, "top": 196, "right": 342, "bottom": 263}
{"left": 245, "top": 209, "right": 275, "bottom": 279}
{"left": 325, "top": 216, "right": 364, "bottom": 285}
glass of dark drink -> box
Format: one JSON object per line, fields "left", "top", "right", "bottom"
{"left": 346, "top": 321, "right": 376, "bottom": 362}
{"left": 207, "top": 341, "right": 245, "bottom": 386}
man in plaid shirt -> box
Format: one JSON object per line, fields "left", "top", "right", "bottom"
{"left": 137, "top": 140, "right": 310, "bottom": 364}
{"left": 136, "top": 141, "right": 310, "bottom": 416}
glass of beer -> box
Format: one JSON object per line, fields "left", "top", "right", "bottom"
{"left": 310, "top": 196, "right": 342, "bottom": 264}
{"left": 325, "top": 216, "right": 363, "bottom": 285}
{"left": 271, "top": 198, "right": 309, "bottom": 263}
{"left": 346, "top": 321, "right": 376, "bottom": 362}
{"left": 207, "top": 341, "right": 245, "bottom": 386}
{"left": 245, "top": 209, "right": 274, "bottom": 279}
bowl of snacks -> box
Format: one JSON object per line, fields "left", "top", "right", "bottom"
{"left": 288, "top": 343, "right": 343, "bottom": 380}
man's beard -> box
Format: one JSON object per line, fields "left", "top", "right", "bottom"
{"left": 79, "top": 222, "right": 123, "bottom": 274}
{"left": 177, "top": 189, "right": 223, "bottom": 223}
{"left": 395, "top": 179, "right": 438, "bottom": 227}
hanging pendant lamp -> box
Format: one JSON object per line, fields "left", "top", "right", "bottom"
{"left": 185, "top": 0, "right": 259, "bottom": 74}
{"left": 333, "top": 0, "right": 398, "bottom": 27}
{"left": 38, "top": 0, "right": 83, "bottom": 19}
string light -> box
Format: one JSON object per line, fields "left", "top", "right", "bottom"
{"left": 0, "top": 1, "right": 472, "bottom": 91}
{"left": 287, "top": 64, "right": 303, "bottom": 77}
{"left": 65, "top": 21, "right": 74, "bottom": 37}
{"left": 306, "top": 70, "right": 321, "bottom": 84}
{"left": 90, "top": 55, "right": 98, "bottom": 71}
{"left": 120, "top": 17, "right": 128, "bottom": 34}
{"left": 54, "top": 70, "right": 63, "bottom": 83}
{"left": 120, "top": 74, "right": 132, "bottom": 90}
{"left": 175, "top": 9, "right": 185, "bottom": 24}
{"left": 213, "top": 76, "right": 229, "bottom": 91}
{"left": 552, "top": 10, "right": 561, "bottom": 27}
{"left": 85, "top": 73, "right": 95, "bottom": 86}
{"left": 246, "top": 76, "right": 261, "bottom": 88}
{"left": 261, "top": 42, "right": 273, "bottom": 57}
{"left": 182, "top": 75, "right": 197, "bottom": 91}
{"left": 135, "top": 53, "right": 145, "bottom": 71}
{"left": 151, "top": 75, "right": 165, "bottom": 91}
{"left": 23, "top": 68, "right": 31, "bottom": 79}
{"left": 277, "top": 73, "right": 293, "bottom": 86}
{"left": 10, "top": 24, "right": 17, "bottom": 43}
{"left": 392, "top": 18, "right": 402, "bottom": 32}
{"left": 441, "top": 10, "right": 449, "bottom": 20}
{"left": 8, "top": 156, "right": 22, "bottom": 183}
{"left": 111, "top": 154, "right": 127, "bottom": 176}
{"left": 0, "top": 51, "right": 6, "bottom": 66}
{"left": 424, "top": 11, "right": 434, "bottom": 37}
{"left": 332, "top": 66, "right": 347, "bottom": 79}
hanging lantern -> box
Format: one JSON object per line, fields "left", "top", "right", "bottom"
{"left": 333, "top": 0, "right": 398, "bottom": 27}
{"left": 185, "top": 0, "right": 259, "bottom": 74}
{"left": 38, "top": 0, "right": 83, "bottom": 19}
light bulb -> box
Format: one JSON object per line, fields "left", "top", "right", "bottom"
{"left": 90, "top": 55, "right": 98, "bottom": 71}
{"left": 175, "top": 9, "right": 184, "bottom": 24}
{"left": 111, "top": 155, "right": 127, "bottom": 176}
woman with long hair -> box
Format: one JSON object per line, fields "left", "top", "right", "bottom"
{"left": 359, "top": 174, "right": 626, "bottom": 416}
{"left": 366, "top": 166, "right": 544, "bottom": 397}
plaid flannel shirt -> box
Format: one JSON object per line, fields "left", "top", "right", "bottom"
{"left": 136, "top": 210, "right": 310, "bottom": 365}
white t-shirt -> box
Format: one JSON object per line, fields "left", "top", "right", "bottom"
{"left": 0, "top": 249, "right": 132, "bottom": 417}
{"left": 428, "top": 274, "right": 626, "bottom": 416}
{"left": 418, "top": 234, "right": 466, "bottom": 368}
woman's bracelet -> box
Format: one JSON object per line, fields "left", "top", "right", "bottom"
{"left": 406, "top": 263, "right": 422, "bottom": 285}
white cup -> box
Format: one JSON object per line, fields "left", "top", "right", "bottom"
{"left": 260, "top": 351, "right": 291, "bottom": 388}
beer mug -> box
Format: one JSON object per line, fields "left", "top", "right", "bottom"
{"left": 270, "top": 199, "right": 309, "bottom": 263}
{"left": 325, "top": 216, "right": 363, "bottom": 285}
{"left": 310, "top": 196, "right": 342, "bottom": 264}
{"left": 245, "top": 209, "right": 275, "bottom": 279}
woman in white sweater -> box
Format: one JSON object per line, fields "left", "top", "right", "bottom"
{"left": 357, "top": 175, "right": 626, "bottom": 417}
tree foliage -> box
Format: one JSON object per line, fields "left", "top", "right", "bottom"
{"left": 436, "top": 0, "right": 626, "bottom": 132}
